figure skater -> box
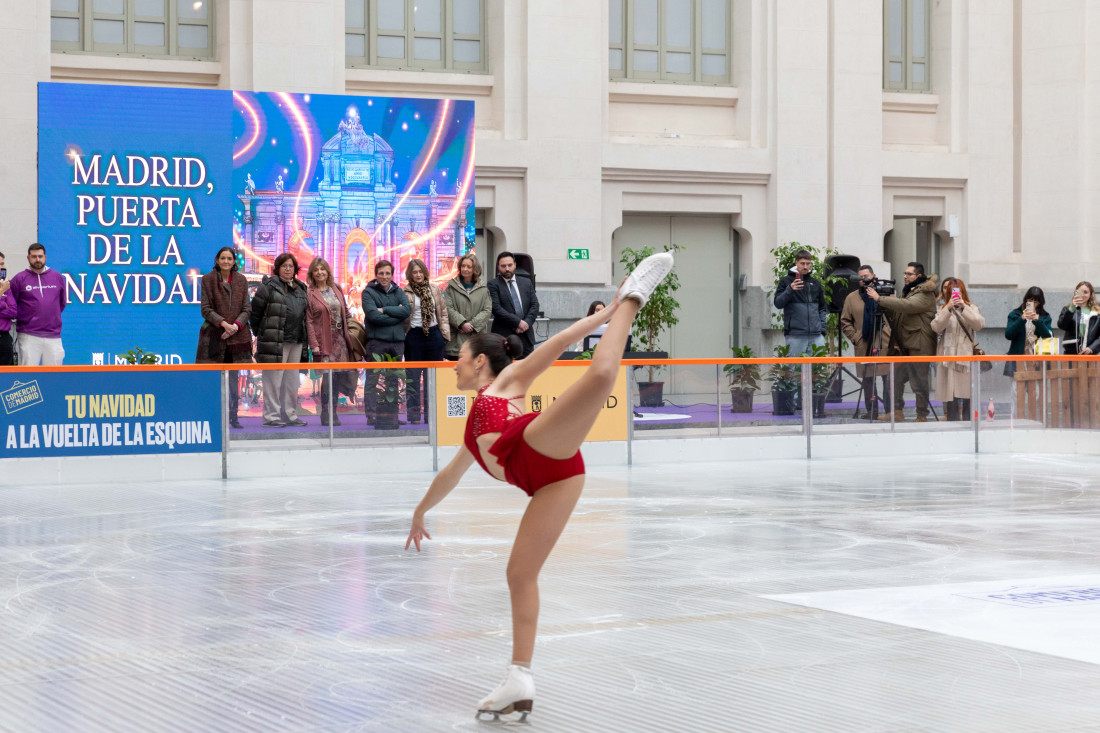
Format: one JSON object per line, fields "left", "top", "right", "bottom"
{"left": 405, "top": 251, "right": 674, "bottom": 722}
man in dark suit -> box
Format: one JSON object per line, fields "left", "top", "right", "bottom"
{"left": 487, "top": 251, "right": 539, "bottom": 357}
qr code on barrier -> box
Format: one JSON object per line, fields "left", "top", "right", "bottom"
{"left": 447, "top": 395, "right": 468, "bottom": 418}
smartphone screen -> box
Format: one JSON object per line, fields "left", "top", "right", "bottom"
{"left": 951, "top": 288, "right": 961, "bottom": 300}
{"left": 0, "top": 268, "right": 6, "bottom": 281}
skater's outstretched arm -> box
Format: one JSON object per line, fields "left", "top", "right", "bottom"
{"left": 406, "top": 446, "right": 476, "bottom": 551}
{"left": 499, "top": 301, "right": 620, "bottom": 393}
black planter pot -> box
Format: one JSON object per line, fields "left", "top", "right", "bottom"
{"left": 771, "top": 389, "right": 796, "bottom": 415}
{"left": 812, "top": 392, "right": 828, "bottom": 418}
{"left": 729, "top": 388, "right": 754, "bottom": 413}
{"left": 826, "top": 376, "right": 844, "bottom": 403}
{"left": 637, "top": 381, "right": 665, "bottom": 407}
{"left": 374, "top": 404, "right": 401, "bottom": 430}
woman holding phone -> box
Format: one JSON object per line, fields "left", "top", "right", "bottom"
{"left": 931, "top": 277, "right": 985, "bottom": 421}
{"left": 1004, "top": 286, "right": 1052, "bottom": 376}
{"left": 1057, "top": 281, "right": 1100, "bottom": 355}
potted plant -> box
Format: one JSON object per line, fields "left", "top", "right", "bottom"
{"left": 120, "top": 347, "right": 158, "bottom": 365}
{"left": 369, "top": 353, "right": 406, "bottom": 430}
{"left": 620, "top": 244, "right": 681, "bottom": 407}
{"left": 723, "top": 345, "right": 761, "bottom": 413}
{"left": 768, "top": 344, "right": 799, "bottom": 415}
{"left": 808, "top": 343, "right": 832, "bottom": 418}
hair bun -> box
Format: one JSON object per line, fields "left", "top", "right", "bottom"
{"left": 502, "top": 339, "right": 513, "bottom": 356}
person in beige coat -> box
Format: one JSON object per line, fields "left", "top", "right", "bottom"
{"left": 931, "top": 277, "right": 985, "bottom": 421}
{"left": 444, "top": 254, "right": 492, "bottom": 359}
{"left": 839, "top": 265, "right": 892, "bottom": 419}
{"left": 403, "top": 259, "right": 451, "bottom": 424}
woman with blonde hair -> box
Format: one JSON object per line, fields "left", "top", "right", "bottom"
{"left": 305, "top": 257, "right": 353, "bottom": 426}
{"left": 1057, "top": 281, "right": 1100, "bottom": 355}
{"left": 930, "top": 277, "right": 985, "bottom": 421}
{"left": 444, "top": 253, "right": 491, "bottom": 360}
{"left": 403, "top": 258, "right": 450, "bottom": 424}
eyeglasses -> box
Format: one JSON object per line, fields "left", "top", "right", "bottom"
{"left": 903, "top": 271, "right": 917, "bottom": 278}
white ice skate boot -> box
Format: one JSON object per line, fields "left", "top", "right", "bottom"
{"left": 617, "top": 251, "right": 674, "bottom": 307}
{"left": 476, "top": 664, "right": 535, "bottom": 723}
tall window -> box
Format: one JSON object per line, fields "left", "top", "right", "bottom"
{"left": 883, "top": 0, "right": 930, "bottom": 91}
{"left": 609, "top": 0, "right": 731, "bottom": 85}
{"left": 346, "top": 0, "right": 486, "bottom": 72}
{"left": 50, "top": 0, "right": 214, "bottom": 59}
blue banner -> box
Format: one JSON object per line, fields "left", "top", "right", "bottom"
{"left": 1, "top": 371, "right": 221, "bottom": 457}
{"left": 36, "top": 82, "right": 475, "bottom": 366}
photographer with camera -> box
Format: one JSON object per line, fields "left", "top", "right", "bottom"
{"left": 773, "top": 250, "right": 828, "bottom": 356}
{"left": 866, "top": 262, "right": 938, "bottom": 422}
{"left": 840, "top": 265, "right": 891, "bottom": 419}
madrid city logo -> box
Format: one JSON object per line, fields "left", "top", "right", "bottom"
{"left": 2, "top": 380, "right": 45, "bottom": 415}
{"left": 90, "top": 352, "right": 183, "bottom": 365}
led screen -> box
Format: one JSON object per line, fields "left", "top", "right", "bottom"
{"left": 37, "top": 82, "right": 475, "bottom": 365}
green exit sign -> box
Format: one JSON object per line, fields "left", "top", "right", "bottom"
{"left": 567, "top": 248, "right": 589, "bottom": 260}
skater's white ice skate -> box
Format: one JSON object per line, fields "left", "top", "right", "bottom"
{"left": 617, "top": 250, "right": 674, "bottom": 308}
{"left": 476, "top": 664, "right": 535, "bottom": 724}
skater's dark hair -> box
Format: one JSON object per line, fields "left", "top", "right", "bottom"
{"left": 586, "top": 300, "right": 606, "bottom": 316}
{"left": 467, "top": 332, "right": 525, "bottom": 374}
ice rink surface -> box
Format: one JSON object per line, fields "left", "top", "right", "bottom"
{"left": 2, "top": 453, "right": 1100, "bottom": 731}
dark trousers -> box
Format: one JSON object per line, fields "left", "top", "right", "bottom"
{"left": 405, "top": 326, "right": 446, "bottom": 422}
{"left": 365, "top": 338, "right": 405, "bottom": 419}
{"left": 860, "top": 374, "right": 889, "bottom": 414}
{"left": 220, "top": 350, "right": 240, "bottom": 419}
{"left": 893, "top": 361, "right": 931, "bottom": 417}
{"left": 0, "top": 331, "right": 12, "bottom": 366}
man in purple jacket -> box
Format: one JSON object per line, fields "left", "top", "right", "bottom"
{"left": 0, "top": 250, "right": 15, "bottom": 365}
{"left": 10, "top": 243, "right": 67, "bottom": 366}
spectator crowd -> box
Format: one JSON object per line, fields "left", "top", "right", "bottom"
{"left": 2, "top": 241, "right": 1098, "bottom": 428}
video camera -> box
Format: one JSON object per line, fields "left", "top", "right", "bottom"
{"left": 862, "top": 277, "right": 896, "bottom": 297}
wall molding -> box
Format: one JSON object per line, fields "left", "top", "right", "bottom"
{"left": 51, "top": 53, "right": 222, "bottom": 87}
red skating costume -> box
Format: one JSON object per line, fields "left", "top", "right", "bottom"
{"left": 463, "top": 385, "right": 585, "bottom": 496}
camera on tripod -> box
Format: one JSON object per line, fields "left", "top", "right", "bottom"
{"left": 863, "top": 277, "right": 896, "bottom": 297}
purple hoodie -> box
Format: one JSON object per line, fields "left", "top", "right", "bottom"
{"left": 0, "top": 288, "right": 15, "bottom": 332}
{"left": 10, "top": 266, "right": 67, "bottom": 338}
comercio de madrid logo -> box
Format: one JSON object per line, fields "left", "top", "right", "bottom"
{"left": 1, "top": 380, "right": 45, "bottom": 415}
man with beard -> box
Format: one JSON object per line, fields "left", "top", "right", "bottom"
{"left": 866, "top": 261, "right": 938, "bottom": 422}
{"left": 10, "top": 243, "right": 67, "bottom": 366}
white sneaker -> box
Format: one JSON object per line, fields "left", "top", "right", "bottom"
{"left": 617, "top": 251, "right": 674, "bottom": 307}
{"left": 476, "top": 664, "right": 535, "bottom": 723}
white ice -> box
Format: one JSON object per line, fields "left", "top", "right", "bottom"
{"left": 1, "top": 452, "right": 1099, "bottom": 731}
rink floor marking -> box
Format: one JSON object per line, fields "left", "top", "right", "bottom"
{"left": 765, "top": 574, "right": 1100, "bottom": 665}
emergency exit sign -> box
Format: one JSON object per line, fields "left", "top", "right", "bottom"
{"left": 567, "top": 249, "right": 589, "bottom": 260}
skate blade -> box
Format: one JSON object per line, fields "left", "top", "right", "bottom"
{"left": 475, "top": 702, "right": 532, "bottom": 725}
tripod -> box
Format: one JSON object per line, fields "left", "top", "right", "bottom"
{"left": 873, "top": 307, "right": 940, "bottom": 422}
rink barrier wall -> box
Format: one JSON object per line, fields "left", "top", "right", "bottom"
{"left": 1, "top": 355, "right": 1096, "bottom": 484}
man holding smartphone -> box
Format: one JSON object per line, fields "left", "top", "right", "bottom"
{"left": 0, "top": 250, "right": 15, "bottom": 365}
{"left": 9, "top": 242, "right": 67, "bottom": 366}
{"left": 773, "top": 250, "right": 828, "bottom": 356}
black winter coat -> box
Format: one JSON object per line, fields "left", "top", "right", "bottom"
{"left": 773, "top": 272, "right": 828, "bottom": 336}
{"left": 249, "top": 275, "right": 308, "bottom": 363}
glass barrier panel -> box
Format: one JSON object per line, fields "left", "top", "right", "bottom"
{"left": 713, "top": 360, "right": 804, "bottom": 437}
{"left": 632, "top": 363, "right": 722, "bottom": 438}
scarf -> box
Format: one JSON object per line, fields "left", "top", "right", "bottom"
{"left": 860, "top": 289, "right": 878, "bottom": 343}
{"left": 902, "top": 274, "right": 927, "bottom": 298}
{"left": 409, "top": 279, "right": 434, "bottom": 335}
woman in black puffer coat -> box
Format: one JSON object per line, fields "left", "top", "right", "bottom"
{"left": 249, "top": 253, "right": 309, "bottom": 427}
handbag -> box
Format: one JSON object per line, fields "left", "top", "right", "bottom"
{"left": 951, "top": 309, "right": 993, "bottom": 373}
{"left": 1035, "top": 337, "right": 1060, "bottom": 355}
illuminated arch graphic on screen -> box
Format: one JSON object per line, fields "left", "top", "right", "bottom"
{"left": 345, "top": 227, "right": 371, "bottom": 281}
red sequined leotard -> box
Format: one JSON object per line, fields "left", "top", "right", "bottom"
{"left": 464, "top": 385, "right": 585, "bottom": 496}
